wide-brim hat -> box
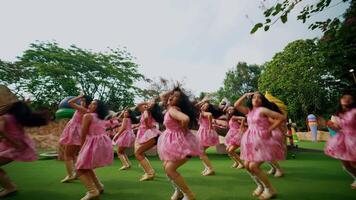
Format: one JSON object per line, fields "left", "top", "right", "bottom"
{"left": 0, "top": 85, "right": 19, "bottom": 115}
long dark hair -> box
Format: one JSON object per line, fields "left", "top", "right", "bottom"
{"left": 203, "top": 103, "right": 224, "bottom": 118}
{"left": 173, "top": 87, "right": 198, "bottom": 128}
{"left": 226, "top": 107, "right": 245, "bottom": 120}
{"left": 95, "top": 100, "right": 109, "bottom": 120}
{"left": 82, "top": 95, "right": 93, "bottom": 107}
{"left": 336, "top": 89, "right": 356, "bottom": 116}
{"left": 148, "top": 102, "right": 164, "bottom": 124}
{"left": 7, "top": 102, "right": 49, "bottom": 127}
{"left": 246, "top": 92, "right": 280, "bottom": 113}
{"left": 127, "top": 109, "right": 140, "bottom": 124}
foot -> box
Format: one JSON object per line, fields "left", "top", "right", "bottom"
{"left": 182, "top": 191, "right": 195, "bottom": 200}
{"left": 231, "top": 162, "right": 238, "bottom": 168}
{"left": 351, "top": 180, "right": 356, "bottom": 190}
{"left": 171, "top": 189, "right": 184, "bottom": 200}
{"left": 0, "top": 187, "right": 17, "bottom": 198}
{"left": 252, "top": 186, "right": 264, "bottom": 197}
{"left": 80, "top": 190, "right": 100, "bottom": 200}
{"left": 202, "top": 169, "right": 215, "bottom": 176}
{"left": 96, "top": 183, "right": 104, "bottom": 194}
{"left": 258, "top": 188, "right": 277, "bottom": 200}
{"left": 200, "top": 168, "right": 207, "bottom": 175}
{"left": 236, "top": 163, "right": 244, "bottom": 169}
{"left": 267, "top": 168, "right": 276, "bottom": 175}
{"left": 139, "top": 173, "right": 155, "bottom": 181}
{"left": 119, "top": 165, "right": 131, "bottom": 170}
{"left": 274, "top": 170, "right": 284, "bottom": 178}
{"left": 61, "top": 175, "right": 76, "bottom": 183}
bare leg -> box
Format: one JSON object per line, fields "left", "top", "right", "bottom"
{"left": 165, "top": 159, "right": 195, "bottom": 200}
{"left": 250, "top": 162, "right": 277, "bottom": 200}
{"left": 0, "top": 157, "right": 17, "bottom": 197}
{"left": 135, "top": 139, "right": 156, "bottom": 181}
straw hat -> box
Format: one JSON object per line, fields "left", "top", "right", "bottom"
{"left": 0, "top": 85, "right": 19, "bottom": 115}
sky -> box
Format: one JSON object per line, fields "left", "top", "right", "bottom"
{"left": 0, "top": 0, "right": 350, "bottom": 95}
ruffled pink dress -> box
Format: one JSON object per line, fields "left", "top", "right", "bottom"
{"left": 59, "top": 111, "right": 83, "bottom": 146}
{"left": 225, "top": 118, "right": 242, "bottom": 147}
{"left": 112, "top": 118, "right": 135, "bottom": 147}
{"left": 240, "top": 108, "right": 285, "bottom": 162}
{"left": 196, "top": 114, "right": 219, "bottom": 147}
{"left": 157, "top": 111, "right": 203, "bottom": 161}
{"left": 0, "top": 114, "right": 37, "bottom": 161}
{"left": 325, "top": 109, "right": 356, "bottom": 161}
{"left": 136, "top": 112, "right": 161, "bottom": 144}
{"left": 76, "top": 113, "right": 114, "bottom": 169}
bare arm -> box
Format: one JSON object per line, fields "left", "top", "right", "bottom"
{"left": 168, "top": 107, "right": 190, "bottom": 132}
{"left": 69, "top": 95, "right": 87, "bottom": 114}
{"left": 0, "top": 116, "right": 22, "bottom": 149}
{"left": 260, "top": 107, "right": 286, "bottom": 134}
{"left": 81, "top": 114, "right": 93, "bottom": 146}
{"left": 136, "top": 102, "right": 148, "bottom": 113}
{"left": 113, "top": 118, "right": 128, "bottom": 140}
{"left": 234, "top": 93, "right": 253, "bottom": 115}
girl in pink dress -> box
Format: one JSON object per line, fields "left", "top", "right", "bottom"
{"left": 324, "top": 90, "right": 356, "bottom": 189}
{"left": 76, "top": 100, "right": 113, "bottom": 200}
{"left": 0, "top": 99, "right": 48, "bottom": 197}
{"left": 223, "top": 107, "right": 246, "bottom": 169}
{"left": 265, "top": 102, "right": 287, "bottom": 178}
{"left": 112, "top": 109, "right": 138, "bottom": 170}
{"left": 196, "top": 102, "right": 220, "bottom": 176}
{"left": 158, "top": 87, "right": 203, "bottom": 200}
{"left": 235, "top": 92, "right": 286, "bottom": 200}
{"left": 59, "top": 94, "right": 92, "bottom": 183}
{"left": 134, "top": 100, "right": 163, "bottom": 181}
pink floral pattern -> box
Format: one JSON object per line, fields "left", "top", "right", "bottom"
{"left": 0, "top": 114, "right": 37, "bottom": 162}
{"left": 112, "top": 118, "right": 135, "bottom": 147}
{"left": 59, "top": 111, "right": 83, "bottom": 145}
{"left": 157, "top": 111, "right": 203, "bottom": 161}
{"left": 196, "top": 115, "right": 219, "bottom": 147}
{"left": 225, "top": 118, "right": 242, "bottom": 146}
{"left": 325, "top": 109, "right": 356, "bottom": 161}
{"left": 76, "top": 113, "right": 113, "bottom": 169}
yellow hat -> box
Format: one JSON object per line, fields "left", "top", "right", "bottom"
{"left": 0, "top": 85, "right": 19, "bottom": 115}
{"left": 264, "top": 91, "right": 288, "bottom": 116}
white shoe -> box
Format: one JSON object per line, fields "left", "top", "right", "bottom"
{"left": 0, "top": 187, "right": 17, "bottom": 197}
{"left": 274, "top": 170, "right": 284, "bottom": 178}
{"left": 351, "top": 180, "right": 356, "bottom": 189}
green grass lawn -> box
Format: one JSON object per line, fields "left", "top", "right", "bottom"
{"left": 3, "top": 142, "right": 355, "bottom": 200}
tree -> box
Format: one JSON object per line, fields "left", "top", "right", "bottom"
{"left": 251, "top": 0, "right": 351, "bottom": 34}
{"left": 318, "top": 0, "right": 356, "bottom": 87}
{"left": 258, "top": 39, "right": 340, "bottom": 127}
{"left": 0, "top": 41, "right": 144, "bottom": 112}
{"left": 216, "top": 62, "right": 262, "bottom": 103}
{"left": 140, "top": 77, "right": 194, "bottom": 101}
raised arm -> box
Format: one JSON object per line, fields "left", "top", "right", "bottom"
{"left": 68, "top": 95, "right": 87, "bottom": 114}
{"left": 168, "top": 107, "right": 190, "bottom": 132}
{"left": 234, "top": 93, "right": 254, "bottom": 115}
{"left": 260, "top": 107, "right": 286, "bottom": 134}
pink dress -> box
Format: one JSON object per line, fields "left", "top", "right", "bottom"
{"left": 240, "top": 108, "right": 285, "bottom": 162}
{"left": 76, "top": 113, "right": 114, "bottom": 169}
{"left": 325, "top": 109, "right": 356, "bottom": 161}
{"left": 157, "top": 111, "right": 203, "bottom": 161}
{"left": 196, "top": 114, "right": 219, "bottom": 147}
{"left": 0, "top": 114, "right": 37, "bottom": 161}
{"left": 112, "top": 118, "right": 135, "bottom": 147}
{"left": 136, "top": 112, "right": 161, "bottom": 144}
{"left": 59, "top": 111, "right": 83, "bottom": 146}
{"left": 225, "top": 118, "right": 242, "bottom": 147}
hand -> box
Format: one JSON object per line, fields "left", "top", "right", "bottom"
{"left": 245, "top": 92, "right": 254, "bottom": 98}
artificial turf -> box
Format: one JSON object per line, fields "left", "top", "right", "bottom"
{"left": 3, "top": 142, "right": 355, "bottom": 200}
